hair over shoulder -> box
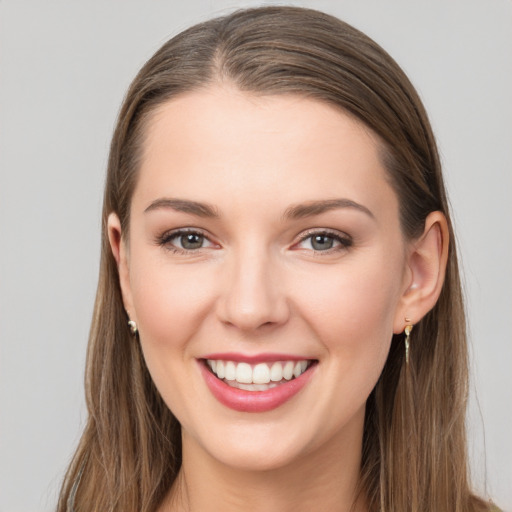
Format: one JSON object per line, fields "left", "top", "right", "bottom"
{"left": 57, "top": 6, "right": 493, "bottom": 512}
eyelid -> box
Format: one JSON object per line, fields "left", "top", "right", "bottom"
{"left": 292, "top": 228, "right": 353, "bottom": 252}
{"left": 156, "top": 227, "right": 352, "bottom": 254}
{"left": 156, "top": 227, "right": 219, "bottom": 253}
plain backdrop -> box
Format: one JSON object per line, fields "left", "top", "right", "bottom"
{"left": 0, "top": 1, "right": 511, "bottom": 510}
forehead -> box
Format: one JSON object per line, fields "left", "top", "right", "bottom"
{"left": 134, "top": 86, "right": 398, "bottom": 221}
{"left": 142, "top": 85, "right": 380, "bottom": 163}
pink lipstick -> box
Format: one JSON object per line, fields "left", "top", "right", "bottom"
{"left": 199, "top": 355, "right": 317, "bottom": 413}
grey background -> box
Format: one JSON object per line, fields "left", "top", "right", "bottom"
{"left": 0, "top": 0, "right": 511, "bottom": 510}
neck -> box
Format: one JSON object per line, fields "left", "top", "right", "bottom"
{"left": 162, "top": 414, "right": 367, "bottom": 512}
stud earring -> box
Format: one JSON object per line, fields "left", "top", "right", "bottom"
{"left": 404, "top": 318, "right": 413, "bottom": 364}
{"left": 128, "top": 319, "right": 138, "bottom": 335}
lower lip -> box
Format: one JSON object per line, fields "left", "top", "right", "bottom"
{"left": 199, "top": 361, "right": 316, "bottom": 413}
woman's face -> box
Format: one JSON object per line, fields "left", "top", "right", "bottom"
{"left": 116, "top": 86, "right": 411, "bottom": 471}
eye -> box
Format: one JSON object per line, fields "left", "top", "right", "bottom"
{"left": 176, "top": 232, "right": 206, "bottom": 250}
{"left": 295, "top": 230, "right": 352, "bottom": 253}
{"left": 158, "top": 229, "right": 216, "bottom": 253}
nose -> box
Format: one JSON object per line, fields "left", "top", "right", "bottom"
{"left": 216, "top": 246, "right": 290, "bottom": 332}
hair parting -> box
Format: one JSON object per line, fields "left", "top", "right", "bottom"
{"left": 57, "top": 6, "right": 493, "bottom": 512}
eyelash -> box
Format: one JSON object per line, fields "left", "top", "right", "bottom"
{"left": 157, "top": 228, "right": 214, "bottom": 254}
{"left": 156, "top": 228, "right": 353, "bottom": 255}
{"left": 295, "top": 229, "right": 353, "bottom": 255}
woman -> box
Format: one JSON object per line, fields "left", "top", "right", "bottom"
{"left": 57, "top": 6, "right": 497, "bottom": 512}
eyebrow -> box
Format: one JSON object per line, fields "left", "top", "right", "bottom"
{"left": 144, "top": 198, "right": 219, "bottom": 217}
{"left": 144, "top": 197, "right": 374, "bottom": 220}
{"left": 283, "top": 198, "right": 375, "bottom": 220}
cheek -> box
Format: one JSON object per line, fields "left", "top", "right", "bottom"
{"left": 293, "top": 254, "right": 404, "bottom": 433}
{"left": 128, "top": 257, "right": 219, "bottom": 415}
{"left": 296, "top": 253, "right": 404, "bottom": 366}
{"left": 129, "top": 255, "right": 216, "bottom": 352}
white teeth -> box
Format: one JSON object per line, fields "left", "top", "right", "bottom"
{"left": 236, "top": 362, "right": 253, "bottom": 384}
{"left": 270, "top": 362, "right": 283, "bottom": 382}
{"left": 283, "top": 361, "right": 294, "bottom": 380}
{"left": 253, "top": 363, "right": 270, "bottom": 384}
{"left": 225, "top": 361, "right": 236, "bottom": 381}
{"left": 236, "top": 382, "right": 275, "bottom": 391}
{"left": 216, "top": 360, "right": 225, "bottom": 379}
{"left": 206, "top": 358, "right": 311, "bottom": 386}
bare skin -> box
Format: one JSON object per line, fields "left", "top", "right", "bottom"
{"left": 108, "top": 85, "right": 448, "bottom": 512}
{"left": 164, "top": 414, "right": 365, "bottom": 512}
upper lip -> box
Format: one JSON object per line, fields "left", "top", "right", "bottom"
{"left": 200, "top": 352, "right": 316, "bottom": 364}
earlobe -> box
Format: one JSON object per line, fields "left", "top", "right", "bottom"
{"left": 107, "top": 212, "right": 135, "bottom": 318}
{"left": 393, "top": 211, "right": 449, "bottom": 334}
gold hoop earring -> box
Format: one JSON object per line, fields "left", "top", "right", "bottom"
{"left": 128, "top": 320, "right": 138, "bottom": 335}
{"left": 404, "top": 321, "right": 413, "bottom": 364}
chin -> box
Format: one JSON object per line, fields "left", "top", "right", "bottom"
{"left": 185, "top": 416, "right": 331, "bottom": 474}
{"left": 205, "top": 441, "right": 307, "bottom": 473}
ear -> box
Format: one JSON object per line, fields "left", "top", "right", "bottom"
{"left": 393, "top": 211, "right": 449, "bottom": 334}
{"left": 107, "top": 212, "right": 136, "bottom": 321}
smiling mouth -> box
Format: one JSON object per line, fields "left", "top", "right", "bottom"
{"left": 203, "top": 359, "right": 316, "bottom": 392}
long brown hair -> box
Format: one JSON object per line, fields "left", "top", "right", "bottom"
{"left": 57, "top": 7, "right": 491, "bottom": 512}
